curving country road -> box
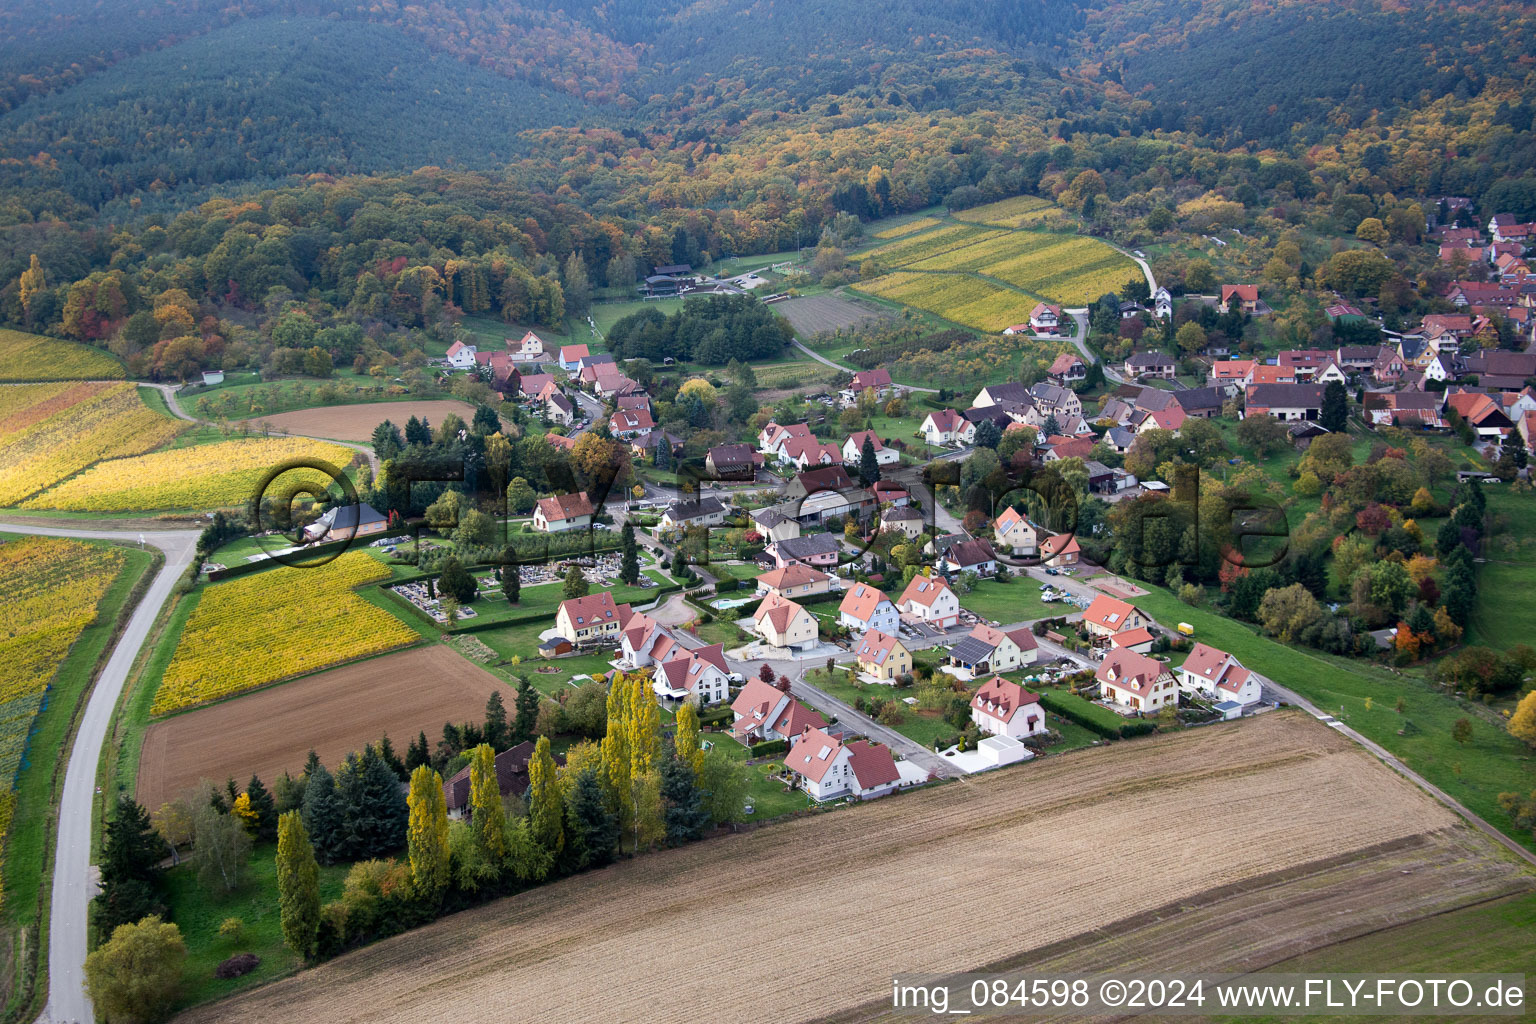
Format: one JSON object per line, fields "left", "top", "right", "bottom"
{"left": 150, "top": 383, "right": 381, "bottom": 477}
{"left": 0, "top": 518, "right": 199, "bottom": 1024}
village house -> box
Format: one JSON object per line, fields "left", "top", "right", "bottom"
{"left": 545, "top": 392, "right": 574, "bottom": 426}
{"left": 880, "top": 506, "right": 926, "bottom": 540}
{"left": 554, "top": 592, "right": 633, "bottom": 646}
{"left": 896, "top": 573, "right": 960, "bottom": 628}
{"left": 1444, "top": 391, "right": 1514, "bottom": 442}
{"left": 442, "top": 741, "right": 555, "bottom": 820}
{"left": 839, "top": 583, "right": 900, "bottom": 635}
{"left": 841, "top": 367, "right": 897, "bottom": 405}
{"left": 920, "top": 408, "right": 975, "bottom": 446}
{"left": 1029, "top": 381, "right": 1083, "bottom": 420}
{"left": 1208, "top": 359, "right": 1256, "bottom": 395}
{"left": 1243, "top": 383, "right": 1325, "bottom": 421}
{"left": 756, "top": 563, "right": 835, "bottom": 601}
{"left": 608, "top": 407, "right": 654, "bottom": 439}
{"left": 658, "top": 496, "right": 728, "bottom": 533}
{"left": 969, "top": 677, "right": 1045, "bottom": 740}
{"left": 730, "top": 677, "right": 826, "bottom": 744}
{"left": 757, "top": 420, "right": 812, "bottom": 457}
{"left": 1277, "top": 349, "right": 1335, "bottom": 381}
{"left": 785, "top": 727, "right": 901, "bottom": 802}
{"left": 1124, "top": 351, "right": 1177, "bottom": 380}
{"left": 1335, "top": 345, "right": 1382, "bottom": 375}
{"left": 705, "top": 443, "right": 761, "bottom": 481}
{"left": 778, "top": 434, "right": 844, "bottom": 470}
{"left": 854, "top": 629, "right": 911, "bottom": 682}
{"left": 971, "top": 382, "right": 1032, "bottom": 409}
{"left": 871, "top": 480, "right": 911, "bottom": 507}
{"left": 1153, "top": 286, "right": 1173, "bottom": 319}
{"left": 752, "top": 592, "right": 819, "bottom": 651}
{"left": 619, "top": 613, "right": 683, "bottom": 669}
{"left": 1248, "top": 363, "right": 1297, "bottom": 385}
{"left": 948, "top": 624, "right": 1038, "bottom": 679}
{"left": 1107, "top": 627, "right": 1155, "bottom": 654}
{"left": 1173, "top": 386, "right": 1226, "bottom": 420}
{"left": 1176, "top": 642, "right": 1262, "bottom": 706}
{"left": 841, "top": 430, "right": 899, "bottom": 467}
{"left": 937, "top": 537, "right": 998, "bottom": 577}
{"left": 1462, "top": 351, "right": 1536, "bottom": 392}
{"left": 1097, "top": 648, "right": 1178, "bottom": 713}
{"left": 1047, "top": 352, "right": 1087, "bottom": 383}
{"left": 1363, "top": 392, "right": 1446, "bottom": 431}
{"left": 993, "top": 506, "right": 1037, "bottom": 556}
{"left": 508, "top": 330, "right": 546, "bottom": 362}
{"left": 750, "top": 507, "right": 801, "bottom": 544}
{"left": 1082, "top": 594, "right": 1152, "bottom": 643}
{"left": 767, "top": 532, "right": 842, "bottom": 569}
{"left": 533, "top": 491, "right": 595, "bottom": 533}
{"left": 303, "top": 501, "right": 388, "bottom": 543}
{"left": 557, "top": 344, "right": 590, "bottom": 371}
{"left": 445, "top": 339, "right": 478, "bottom": 368}
{"left": 1372, "top": 347, "right": 1407, "bottom": 384}
{"left": 1219, "top": 284, "right": 1260, "bottom": 314}
{"left": 651, "top": 643, "right": 732, "bottom": 706}
{"left": 1030, "top": 302, "right": 1062, "bottom": 334}
{"left": 1040, "top": 534, "right": 1079, "bottom": 567}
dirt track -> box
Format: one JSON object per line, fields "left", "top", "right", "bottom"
{"left": 177, "top": 712, "right": 1508, "bottom": 1024}
{"left": 137, "top": 646, "right": 504, "bottom": 808}
{"left": 256, "top": 400, "right": 479, "bottom": 442}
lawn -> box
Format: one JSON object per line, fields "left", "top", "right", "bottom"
{"left": 697, "top": 730, "right": 815, "bottom": 820}
{"left": 159, "top": 843, "right": 350, "bottom": 1010}
{"left": 804, "top": 668, "right": 959, "bottom": 750}
{"left": 1466, "top": 489, "right": 1536, "bottom": 650}
{"left": 1127, "top": 586, "right": 1536, "bottom": 853}
{"left": 184, "top": 370, "right": 452, "bottom": 420}
{"left": 958, "top": 578, "right": 1065, "bottom": 625}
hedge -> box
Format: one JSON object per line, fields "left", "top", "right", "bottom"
{"left": 445, "top": 578, "right": 685, "bottom": 635}
{"left": 1038, "top": 690, "right": 1151, "bottom": 740}
{"left": 205, "top": 531, "right": 411, "bottom": 582}
{"left": 744, "top": 739, "right": 788, "bottom": 758}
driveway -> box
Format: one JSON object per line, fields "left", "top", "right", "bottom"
{"left": 0, "top": 519, "right": 199, "bottom": 1024}
{"left": 789, "top": 665, "right": 959, "bottom": 779}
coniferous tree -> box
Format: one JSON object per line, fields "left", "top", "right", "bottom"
{"left": 438, "top": 556, "right": 478, "bottom": 604}
{"left": 484, "top": 691, "right": 509, "bottom": 750}
{"left": 660, "top": 754, "right": 710, "bottom": 846}
{"left": 406, "top": 765, "right": 450, "bottom": 900}
{"left": 469, "top": 744, "right": 507, "bottom": 861}
{"left": 1320, "top": 380, "right": 1349, "bottom": 432}
{"left": 338, "top": 746, "right": 409, "bottom": 858}
{"left": 528, "top": 736, "right": 563, "bottom": 854}
{"left": 500, "top": 558, "right": 521, "bottom": 603}
{"left": 619, "top": 521, "right": 640, "bottom": 585}
{"left": 405, "top": 730, "right": 431, "bottom": 771}
{"left": 564, "top": 766, "right": 619, "bottom": 870}
{"left": 301, "top": 760, "right": 344, "bottom": 865}
{"left": 276, "top": 812, "right": 320, "bottom": 959}
{"left": 244, "top": 774, "right": 278, "bottom": 843}
{"left": 858, "top": 435, "right": 881, "bottom": 485}
{"left": 94, "top": 796, "right": 168, "bottom": 932}
{"left": 513, "top": 677, "right": 540, "bottom": 745}
{"left": 376, "top": 734, "right": 407, "bottom": 781}
{"left": 562, "top": 564, "right": 589, "bottom": 599}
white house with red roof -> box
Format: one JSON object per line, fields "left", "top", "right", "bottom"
{"left": 778, "top": 434, "right": 844, "bottom": 470}
{"left": 853, "top": 629, "right": 911, "bottom": 682}
{"left": 993, "top": 506, "right": 1038, "bottom": 556}
{"left": 730, "top": 678, "right": 827, "bottom": 743}
{"left": 619, "top": 613, "right": 684, "bottom": 669}
{"left": 946, "top": 624, "right": 1037, "bottom": 679}
{"left": 1175, "top": 642, "right": 1261, "bottom": 706}
{"left": 508, "top": 330, "right": 546, "bottom": 361}
{"left": 651, "top": 643, "right": 731, "bottom": 706}
{"left": 1096, "top": 649, "right": 1177, "bottom": 713}
{"left": 841, "top": 430, "right": 899, "bottom": 467}
{"left": 921, "top": 409, "right": 974, "bottom": 446}
{"left": 608, "top": 407, "right": 654, "bottom": 439}
{"left": 533, "top": 491, "right": 595, "bottom": 533}
{"left": 842, "top": 367, "right": 896, "bottom": 405}
{"left": 896, "top": 573, "right": 960, "bottom": 628}
{"left": 752, "top": 592, "right": 819, "bottom": 650}
{"left": 785, "top": 726, "right": 901, "bottom": 802}
{"left": 1029, "top": 302, "right": 1062, "bottom": 334}
{"left": 755, "top": 563, "right": 835, "bottom": 601}
{"left": 970, "top": 677, "right": 1046, "bottom": 740}
{"left": 554, "top": 592, "right": 633, "bottom": 645}
{"left": 757, "top": 420, "right": 813, "bottom": 457}
{"left": 1082, "top": 594, "right": 1152, "bottom": 642}
{"left": 445, "top": 339, "right": 479, "bottom": 368}
{"left": 1107, "top": 627, "right": 1155, "bottom": 654}
{"left": 838, "top": 583, "right": 899, "bottom": 634}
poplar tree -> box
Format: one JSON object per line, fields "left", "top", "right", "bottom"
{"left": 275, "top": 812, "right": 320, "bottom": 959}
{"left": 674, "top": 702, "right": 703, "bottom": 777}
{"left": 406, "top": 765, "right": 450, "bottom": 899}
{"left": 626, "top": 674, "right": 662, "bottom": 851}
{"left": 527, "top": 735, "right": 563, "bottom": 854}
{"left": 601, "top": 674, "right": 633, "bottom": 835}
{"left": 469, "top": 743, "right": 506, "bottom": 861}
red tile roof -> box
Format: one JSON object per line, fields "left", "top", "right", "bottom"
{"left": 536, "top": 491, "right": 594, "bottom": 522}
{"left": 839, "top": 583, "right": 893, "bottom": 624}
{"left": 970, "top": 676, "right": 1041, "bottom": 725}
{"left": 854, "top": 628, "right": 904, "bottom": 667}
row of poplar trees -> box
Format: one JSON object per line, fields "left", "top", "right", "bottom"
{"left": 275, "top": 672, "right": 747, "bottom": 961}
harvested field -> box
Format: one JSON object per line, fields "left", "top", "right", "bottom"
{"left": 255, "top": 400, "right": 479, "bottom": 442}
{"left": 180, "top": 713, "right": 1518, "bottom": 1024}
{"left": 137, "top": 646, "right": 503, "bottom": 809}
{"left": 772, "top": 294, "right": 893, "bottom": 337}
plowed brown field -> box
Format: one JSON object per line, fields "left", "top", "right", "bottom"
{"left": 178, "top": 713, "right": 1522, "bottom": 1024}
{"left": 256, "top": 400, "right": 478, "bottom": 442}
{"left": 137, "top": 646, "right": 504, "bottom": 808}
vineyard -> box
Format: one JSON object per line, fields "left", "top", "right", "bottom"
{"left": 0, "top": 382, "right": 186, "bottom": 506}
{"left": 152, "top": 552, "right": 418, "bottom": 714}
{"left": 0, "top": 537, "right": 126, "bottom": 908}
{"left": 871, "top": 216, "right": 941, "bottom": 239}
{"left": 0, "top": 329, "right": 124, "bottom": 381}
{"left": 22, "top": 436, "right": 359, "bottom": 512}
{"left": 906, "top": 231, "right": 1138, "bottom": 305}
{"left": 852, "top": 272, "right": 1029, "bottom": 333}
{"left": 867, "top": 223, "right": 1003, "bottom": 267}
{"left": 951, "top": 195, "right": 1062, "bottom": 228}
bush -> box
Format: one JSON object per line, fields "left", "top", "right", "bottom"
{"left": 1039, "top": 690, "right": 1140, "bottom": 739}
{"left": 214, "top": 953, "right": 261, "bottom": 979}
{"left": 218, "top": 916, "right": 244, "bottom": 940}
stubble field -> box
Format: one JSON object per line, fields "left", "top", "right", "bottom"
{"left": 179, "top": 712, "right": 1527, "bottom": 1024}
{"left": 136, "top": 646, "right": 505, "bottom": 810}
{"left": 253, "top": 399, "right": 480, "bottom": 442}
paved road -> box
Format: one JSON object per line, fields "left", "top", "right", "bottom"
{"left": 0, "top": 520, "right": 199, "bottom": 1024}
{"left": 783, "top": 663, "right": 958, "bottom": 778}
{"left": 789, "top": 339, "right": 940, "bottom": 394}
